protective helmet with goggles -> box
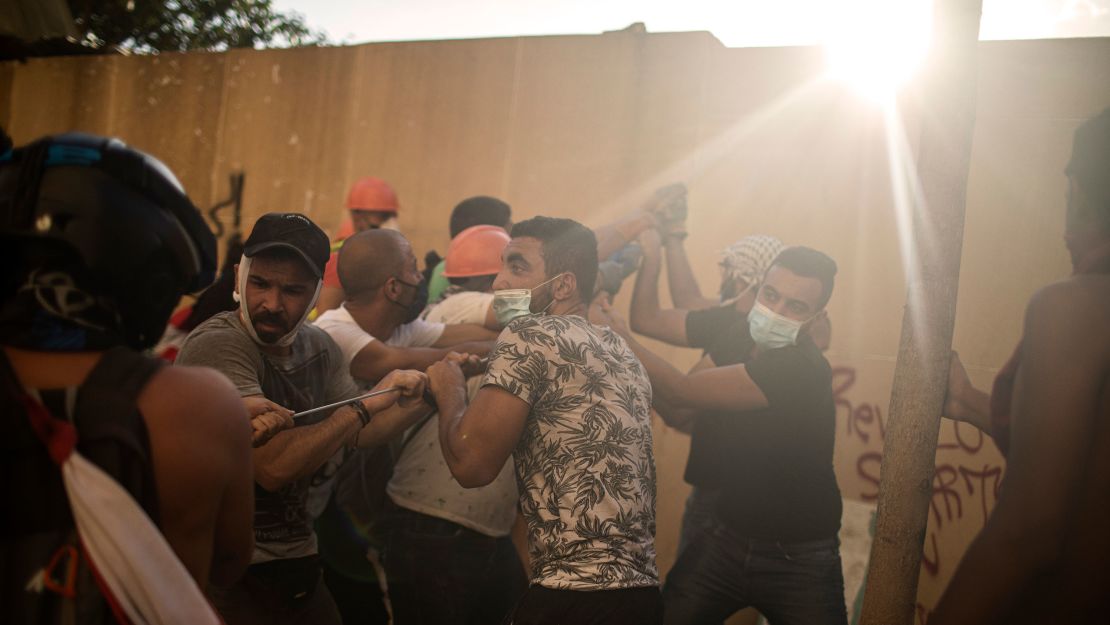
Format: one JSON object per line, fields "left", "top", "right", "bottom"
{"left": 0, "top": 133, "right": 217, "bottom": 350}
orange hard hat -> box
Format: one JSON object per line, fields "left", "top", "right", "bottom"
{"left": 444, "top": 225, "right": 510, "bottom": 278}
{"left": 346, "top": 176, "right": 399, "bottom": 212}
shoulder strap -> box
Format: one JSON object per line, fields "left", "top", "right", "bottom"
{"left": 72, "top": 347, "right": 161, "bottom": 454}
{"left": 71, "top": 347, "right": 164, "bottom": 521}
{"left": 82, "top": 346, "right": 164, "bottom": 403}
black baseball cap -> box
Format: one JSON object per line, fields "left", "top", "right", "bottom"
{"left": 243, "top": 212, "right": 330, "bottom": 278}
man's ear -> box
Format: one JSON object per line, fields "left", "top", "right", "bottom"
{"left": 554, "top": 272, "right": 577, "bottom": 301}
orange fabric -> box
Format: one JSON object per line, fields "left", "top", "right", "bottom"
{"left": 334, "top": 217, "right": 356, "bottom": 241}
{"left": 444, "top": 225, "right": 510, "bottom": 278}
{"left": 323, "top": 250, "right": 342, "bottom": 288}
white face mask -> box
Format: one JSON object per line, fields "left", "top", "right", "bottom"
{"left": 491, "top": 273, "right": 566, "bottom": 325}
{"left": 747, "top": 300, "right": 815, "bottom": 350}
{"left": 233, "top": 254, "right": 322, "bottom": 348}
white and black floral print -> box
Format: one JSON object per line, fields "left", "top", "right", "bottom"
{"left": 483, "top": 314, "right": 658, "bottom": 590}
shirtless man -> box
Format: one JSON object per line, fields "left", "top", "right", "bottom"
{"left": 932, "top": 108, "right": 1110, "bottom": 624}
{"left": 0, "top": 134, "right": 254, "bottom": 620}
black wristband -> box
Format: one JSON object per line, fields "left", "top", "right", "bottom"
{"left": 352, "top": 401, "right": 372, "bottom": 427}
{"left": 422, "top": 388, "right": 439, "bottom": 411}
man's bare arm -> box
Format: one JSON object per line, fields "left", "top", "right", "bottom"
{"left": 653, "top": 354, "right": 717, "bottom": 432}
{"left": 931, "top": 282, "right": 1109, "bottom": 625}
{"left": 637, "top": 337, "right": 768, "bottom": 412}
{"left": 251, "top": 370, "right": 426, "bottom": 491}
{"left": 597, "top": 302, "right": 768, "bottom": 413}
{"left": 942, "top": 351, "right": 993, "bottom": 433}
{"left": 428, "top": 359, "right": 528, "bottom": 488}
{"left": 594, "top": 212, "right": 656, "bottom": 260}
{"left": 629, "top": 229, "right": 691, "bottom": 347}
{"left": 354, "top": 399, "right": 434, "bottom": 448}
{"left": 141, "top": 365, "right": 254, "bottom": 586}
{"left": 251, "top": 404, "right": 362, "bottom": 492}
{"left": 350, "top": 339, "right": 488, "bottom": 384}
{"left": 662, "top": 235, "right": 717, "bottom": 311}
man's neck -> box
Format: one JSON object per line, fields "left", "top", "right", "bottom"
{"left": 1074, "top": 237, "right": 1110, "bottom": 274}
{"left": 549, "top": 298, "right": 586, "bottom": 318}
{"left": 3, "top": 346, "right": 102, "bottom": 389}
{"left": 346, "top": 298, "right": 403, "bottom": 340}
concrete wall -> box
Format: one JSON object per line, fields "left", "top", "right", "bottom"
{"left": 4, "top": 32, "right": 1109, "bottom": 622}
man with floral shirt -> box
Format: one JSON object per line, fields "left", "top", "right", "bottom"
{"left": 426, "top": 216, "right": 660, "bottom": 625}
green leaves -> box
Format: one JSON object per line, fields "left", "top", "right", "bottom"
{"left": 67, "top": 0, "right": 329, "bottom": 53}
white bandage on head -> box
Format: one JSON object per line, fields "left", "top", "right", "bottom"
{"left": 235, "top": 254, "right": 322, "bottom": 348}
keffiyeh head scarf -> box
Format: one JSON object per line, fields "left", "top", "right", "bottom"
{"left": 718, "top": 234, "right": 785, "bottom": 293}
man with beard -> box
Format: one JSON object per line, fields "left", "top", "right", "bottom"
{"left": 177, "top": 213, "right": 432, "bottom": 625}
{"left": 426, "top": 216, "right": 661, "bottom": 625}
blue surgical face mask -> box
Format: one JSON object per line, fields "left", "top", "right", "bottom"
{"left": 492, "top": 273, "right": 565, "bottom": 325}
{"left": 748, "top": 300, "right": 811, "bottom": 350}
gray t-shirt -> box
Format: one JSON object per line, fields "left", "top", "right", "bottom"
{"left": 483, "top": 314, "right": 658, "bottom": 590}
{"left": 177, "top": 311, "right": 360, "bottom": 563}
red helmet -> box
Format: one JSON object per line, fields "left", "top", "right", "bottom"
{"left": 444, "top": 225, "right": 510, "bottom": 278}
{"left": 346, "top": 176, "right": 399, "bottom": 212}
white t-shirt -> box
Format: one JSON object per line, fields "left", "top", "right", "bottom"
{"left": 389, "top": 290, "right": 518, "bottom": 537}
{"left": 306, "top": 305, "right": 445, "bottom": 521}
{"left": 314, "top": 304, "right": 446, "bottom": 366}
{"left": 421, "top": 290, "right": 493, "bottom": 326}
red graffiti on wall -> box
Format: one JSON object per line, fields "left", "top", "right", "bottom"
{"left": 832, "top": 365, "right": 1005, "bottom": 581}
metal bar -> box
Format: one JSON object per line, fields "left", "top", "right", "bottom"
{"left": 292, "top": 386, "right": 401, "bottom": 420}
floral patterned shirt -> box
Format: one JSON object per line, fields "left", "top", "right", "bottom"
{"left": 482, "top": 314, "right": 658, "bottom": 590}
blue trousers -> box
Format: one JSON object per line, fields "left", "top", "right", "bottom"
{"left": 663, "top": 519, "right": 847, "bottom": 625}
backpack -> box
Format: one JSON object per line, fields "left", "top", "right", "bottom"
{"left": 1, "top": 347, "right": 162, "bottom": 624}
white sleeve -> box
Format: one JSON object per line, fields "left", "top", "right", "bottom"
{"left": 398, "top": 318, "right": 446, "bottom": 348}
{"left": 314, "top": 312, "right": 375, "bottom": 366}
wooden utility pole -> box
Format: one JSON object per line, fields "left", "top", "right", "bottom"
{"left": 859, "top": 1, "right": 984, "bottom": 624}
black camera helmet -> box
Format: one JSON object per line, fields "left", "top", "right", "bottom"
{"left": 0, "top": 133, "right": 217, "bottom": 349}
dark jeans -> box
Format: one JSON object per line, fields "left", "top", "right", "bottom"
{"left": 663, "top": 519, "right": 847, "bottom": 625}
{"left": 209, "top": 558, "right": 342, "bottom": 625}
{"left": 678, "top": 486, "right": 721, "bottom": 555}
{"left": 321, "top": 559, "right": 389, "bottom": 625}
{"left": 507, "top": 585, "right": 663, "bottom": 625}
{"left": 383, "top": 505, "right": 526, "bottom": 625}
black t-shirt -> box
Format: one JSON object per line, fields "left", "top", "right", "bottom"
{"left": 715, "top": 339, "right": 841, "bottom": 542}
{"left": 683, "top": 304, "right": 754, "bottom": 487}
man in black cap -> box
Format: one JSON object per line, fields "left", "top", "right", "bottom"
{"left": 177, "top": 212, "right": 434, "bottom": 625}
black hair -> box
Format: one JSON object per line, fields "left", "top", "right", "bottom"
{"left": 1066, "top": 107, "right": 1110, "bottom": 227}
{"left": 449, "top": 196, "right": 512, "bottom": 239}
{"left": 768, "top": 246, "right": 838, "bottom": 310}
{"left": 181, "top": 234, "right": 245, "bottom": 332}
{"left": 510, "top": 216, "right": 598, "bottom": 301}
